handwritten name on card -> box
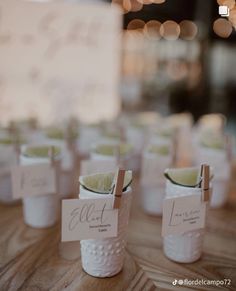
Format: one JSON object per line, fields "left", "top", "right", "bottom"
{"left": 162, "top": 194, "right": 206, "bottom": 236}
{"left": 61, "top": 198, "right": 118, "bottom": 242}
{"left": 80, "top": 159, "right": 117, "bottom": 175}
{"left": 11, "top": 163, "right": 56, "bottom": 199}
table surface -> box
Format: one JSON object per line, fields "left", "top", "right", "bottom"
{"left": 0, "top": 165, "right": 236, "bottom": 291}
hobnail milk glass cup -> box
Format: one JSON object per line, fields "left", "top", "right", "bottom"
{"left": 163, "top": 168, "right": 208, "bottom": 263}
{"left": 79, "top": 186, "right": 132, "bottom": 277}
{"left": 20, "top": 145, "right": 60, "bottom": 228}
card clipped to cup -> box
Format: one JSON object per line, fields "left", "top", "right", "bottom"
{"left": 11, "top": 162, "right": 56, "bottom": 199}
{"left": 61, "top": 197, "right": 118, "bottom": 242}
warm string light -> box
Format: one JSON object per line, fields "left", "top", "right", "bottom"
{"left": 111, "top": 0, "right": 166, "bottom": 14}
{"left": 215, "top": 0, "right": 236, "bottom": 37}
{"left": 213, "top": 18, "right": 233, "bottom": 38}
{"left": 127, "top": 19, "right": 198, "bottom": 40}
{"left": 160, "top": 20, "right": 180, "bottom": 40}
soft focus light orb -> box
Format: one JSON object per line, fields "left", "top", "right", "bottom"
{"left": 220, "top": 0, "right": 235, "bottom": 9}
{"left": 213, "top": 18, "right": 233, "bottom": 38}
{"left": 137, "top": 0, "right": 152, "bottom": 4}
{"left": 144, "top": 20, "right": 161, "bottom": 39}
{"left": 127, "top": 19, "right": 145, "bottom": 30}
{"left": 179, "top": 20, "right": 198, "bottom": 40}
{"left": 160, "top": 20, "right": 180, "bottom": 40}
{"left": 129, "top": 0, "right": 143, "bottom": 12}
{"left": 152, "top": 0, "right": 166, "bottom": 3}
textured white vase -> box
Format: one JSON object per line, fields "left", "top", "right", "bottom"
{"left": 79, "top": 186, "right": 132, "bottom": 277}
{"left": 20, "top": 147, "right": 60, "bottom": 228}
{"left": 140, "top": 151, "right": 172, "bottom": 216}
{"left": 163, "top": 180, "right": 205, "bottom": 263}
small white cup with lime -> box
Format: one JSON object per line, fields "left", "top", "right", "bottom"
{"left": 44, "top": 127, "right": 77, "bottom": 199}
{"left": 79, "top": 170, "right": 132, "bottom": 277}
{"left": 140, "top": 144, "right": 172, "bottom": 215}
{"left": 163, "top": 167, "right": 212, "bottom": 263}
{"left": 20, "top": 145, "right": 61, "bottom": 228}
{"left": 90, "top": 142, "right": 135, "bottom": 171}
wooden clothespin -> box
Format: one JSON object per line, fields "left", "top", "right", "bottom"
{"left": 48, "top": 145, "right": 56, "bottom": 166}
{"left": 172, "top": 129, "right": 178, "bottom": 166}
{"left": 48, "top": 145, "right": 60, "bottom": 193}
{"left": 201, "top": 164, "right": 210, "bottom": 202}
{"left": 225, "top": 134, "right": 233, "bottom": 162}
{"left": 111, "top": 168, "right": 125, "bottom": 209}
{"left": 119, "top": 125, "right": 126, "bottom": 143}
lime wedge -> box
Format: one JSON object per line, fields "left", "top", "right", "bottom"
{"left": 0, "top": 136, "right": 25, "bottom": 145}
{"left": 46, "top": 128, "right": 64, "bottom": 140}
{"left": 148, "top": 144, "right": 169, "bottom": 155}
{"left": 0, "top": 137, "right": 14, "bottom": 145}
{"left": 94, "top": 143, "right": 133, "bottom": 157}
{"left": 24, "top": 145, "right": 61, "bottom": 158}
{"left": 79, "top": 170, "right": 132, "bottom": 194}
{"left": 200, "top": 136, "right": 224, "bottom": 150}
{"left": 165, "top": 167, "right": 200, "bottom": 187}
{"left": 164, "top": 167, "right": 213, "bottom": 188}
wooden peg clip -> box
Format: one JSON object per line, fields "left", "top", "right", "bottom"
{"left": 201, "top": 164, "right": 210, "bottom": 202}
{"left": 172, "top": 129, "right": 178, "bottom": 166}
{"left": 225, "top": 134, "right": 233, "bottom": 162}
{"left": 111, "top": 168, "right": 125, "bottom": 209}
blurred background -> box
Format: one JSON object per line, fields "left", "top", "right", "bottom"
{"left": 0, "top": 0, "right": 236, "bottom": 134}
{"left": 110, "top": 0, "right": 236, "bottom": 131}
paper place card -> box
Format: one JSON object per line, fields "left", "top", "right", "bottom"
{"left": 61, "top": 197, "right": 118, "bottom": 242}
{"left": 80, "top": 159, "right": 117, "bottom": 175}
{"left": 162, "top": 194, "right": 207, "bottom": 236}
{"left": 11, "top": 163, "right": 56, "bottom": 199}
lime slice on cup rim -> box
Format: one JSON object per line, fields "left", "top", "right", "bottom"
{"left": 79, "top": 170, "right": 132, "bottom": 194}
{"left": 24, "top": 145, "right": 61, "bottom": 158}
{"left": 164, "top": 167, "right": 213, "bottom": 188}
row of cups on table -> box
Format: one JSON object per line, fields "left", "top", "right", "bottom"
{"left": 0, "top": 112, "right": 234, "bottom": 277}
{"left": 0, "top": 112, "right": 234, "bottom": 218}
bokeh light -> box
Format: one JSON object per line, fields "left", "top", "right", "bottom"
{"left": 144, "top": 20, "right": 162, "bottom": 39}
{"left": 213, "top": 18, "right": 233, "bottom": 38}
{"left": 160, "top": 20, "right": 180, "bottom": 40}
{"left": 179, "top": 20, "right": 198, "bottom": 40}
{"left": 218, "top": 0, "right": 235, "bottom": 9}
{"left": 127, "top": 19, "right": 145, "bottom": 30}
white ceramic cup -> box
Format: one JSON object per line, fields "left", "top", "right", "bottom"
{"left": 20, "top": 146, "right": 60, "bottom": 228}
{"left": 79, "top": 186, "right": 132, "bottom": 277}
{"left": 90, "top": 142, "right": 136, "bottom": 171}
{"left": 0, "top": 145, "right": 19, "bottom": 204}
{"left": 163, "top": 178, "right": 206, "bottom": 263}
{"left": 140, "top": 150, "right": 172, "bottom": 216}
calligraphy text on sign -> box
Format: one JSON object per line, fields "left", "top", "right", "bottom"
{"left": 62, "top": 198, "right": 118, "bottom": 242}
{"left": 11, "top": 163, "right": 56, "bottom": 199}
{"left": 162, "top": 194, "right": 206, "bottom": 236}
